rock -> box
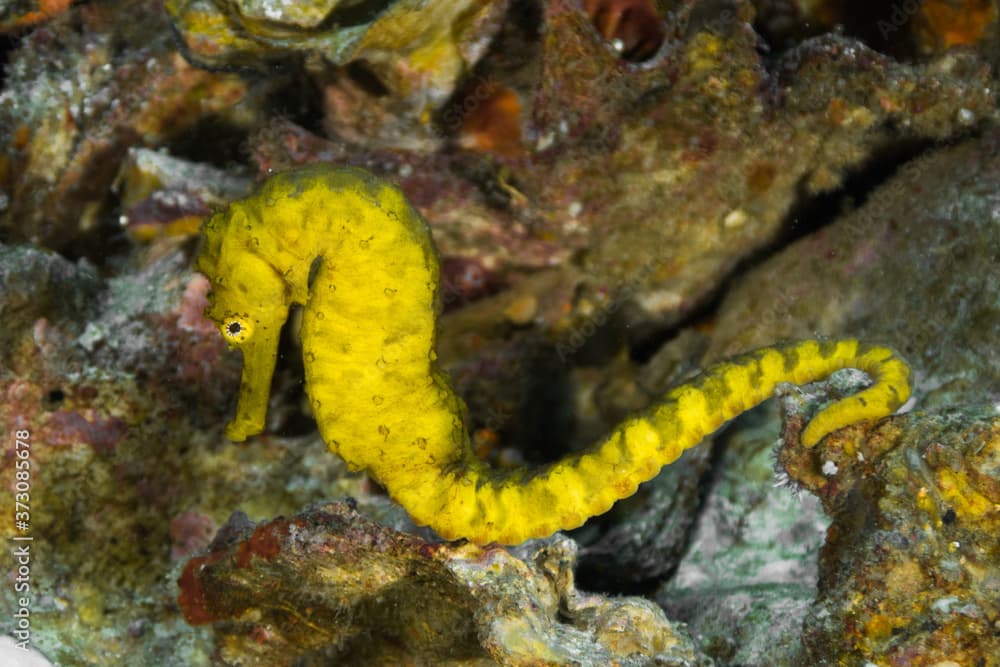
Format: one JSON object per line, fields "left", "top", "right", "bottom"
{"left": 665, "top": 133, "right": 1000, "bottom": 663}
{"left": 178, "top": 502, "right": 711, "bottom": 666}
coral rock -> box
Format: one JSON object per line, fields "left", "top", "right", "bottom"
{"left": 0, "top": 0, "right": 251, "bottom": 249}
{"left": 178, "top": 502, "right": 709, "bottom": 666}
{"left": 167, "top": 0, "right": 510, "bottom": 144}
{"left": 785, "top": 408, "right": 1000, "bottom": 664}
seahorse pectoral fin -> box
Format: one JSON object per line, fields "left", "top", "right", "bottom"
{"left": 225, "top": 324, "right": 282, "bottom": 442}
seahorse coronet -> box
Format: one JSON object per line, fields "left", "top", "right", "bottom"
{"left": 196, "top": 164, "right": 913, "bottom": 545}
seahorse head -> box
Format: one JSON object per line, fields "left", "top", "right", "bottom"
{"left": 196, "top": 201, "right": 292, "bottom": 342}
{"left": 196, "top": 200, "right": 292, "bottom": 441}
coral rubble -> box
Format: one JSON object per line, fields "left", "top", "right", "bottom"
{"left": 179, "top": 502, "right": 709, "bottom": 666}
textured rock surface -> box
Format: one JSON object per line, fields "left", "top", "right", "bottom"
{"left": 0, "top": 244, "right": 359, "bottom": 665}
{"left": 705, "top": 135, "right": 1000, "bottom": 404}
{"left": 178, "top": 502, "right": 710, "bottom": 666}
{"left": 116, "top": 148, "right": 252, "bottom": 242}
{"left": 0, "top": 0, "right": 255, "bottom": 250}
{"left": 245, "top": 0, "right": 999, "bottom": 345}
{"left": 165, "top": 0, "right": 511, "bottom": 147}
{"left": 660, "top": 134, "right": 1000, "bottom": 664}
{"left": 780, "top": 400, "right": 1000, "bottom": 664}
{"left": 0, "top": 0, "right": 73, "bottom": 32}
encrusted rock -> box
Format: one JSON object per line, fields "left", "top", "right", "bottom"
{"left": 179, "top": 502, "right": 710, "bottom": 666}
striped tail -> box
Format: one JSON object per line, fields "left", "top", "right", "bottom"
{"left": 414, "top": 339, "right": 910, "bottom": 545}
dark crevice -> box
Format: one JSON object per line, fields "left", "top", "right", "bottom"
{"left": 269, "top": 304, "right": 315, "bottom": 438}
{"left": 584, "top": 0, "right": 667, "bottom": 63}
{"left": 751, "top": 0, "right": 928, "bottom": 61}
{"left": 780, "top": 138, "right": 938, "bottom": 242}
{"left": 315, "top": 0, "right": 396, "bottom": 30}
{"left": 165, "top": 116, "right": 252, "bottom": 168}
{"left": 627, "top": 137, "right": 943, "bottom": 364}
{"left": 435, "top": 0, "right": 541, "bottom": 146}
{"left": 344, "top": 60, "right": 390, "bottom": 98}
{"left": 42, "top": 388, "right": 67, "bottom": 411}
{"left": 165, "top": 71, "right": 321, "bottom": 167}
{"left": 265, "top": 71, "right": 328, "bottom": 136}
{"left": 0, "top": 34, "right": 17, "bottom": 89}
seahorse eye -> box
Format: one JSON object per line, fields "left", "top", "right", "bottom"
{"left": 220, "top": 316, "right": 253, "bottom": 343}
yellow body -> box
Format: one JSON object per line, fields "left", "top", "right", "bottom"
{"left": 196, "top": 165, "right": 912, "bottom": 545}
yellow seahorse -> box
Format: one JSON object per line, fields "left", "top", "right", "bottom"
{"left": 195, "top": 164, "right": 911, "bottom": 545}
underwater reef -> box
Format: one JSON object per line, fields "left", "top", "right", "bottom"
{"left": 1, "top": 0, "right": 999, "bottom": 665}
